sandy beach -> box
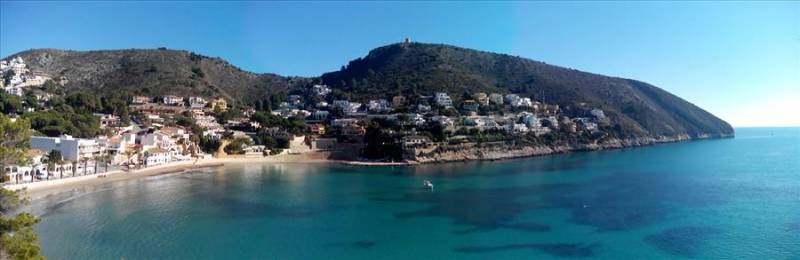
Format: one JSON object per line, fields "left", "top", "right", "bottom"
{"left": 5, "top": 152, "right": 343, "bottom": 200}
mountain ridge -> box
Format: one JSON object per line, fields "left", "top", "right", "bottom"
{"left": 4, "top": 42, "right": 733, "bottom": 139}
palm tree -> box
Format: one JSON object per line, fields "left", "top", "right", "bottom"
{"left": 81, "top": 157, "right": 89, "bottom": 175}
{"left": 102, "top": 153, "right": 112, "bottom": 172}
{"left": 46, "top": 150, "right": 62, "bottom": 180}
{"left": 71, "top": 161, "right": 77, "bottom": 177}
{"left": 93, "top": 154, "right": 100, "bottom": 174}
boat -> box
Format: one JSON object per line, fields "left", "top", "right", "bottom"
{"left": 423, "top": 180, "right": 434, "bottom": 189}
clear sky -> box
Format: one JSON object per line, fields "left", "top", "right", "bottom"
{"left": 1, "top": 1, "right": 798, "bottom": 126}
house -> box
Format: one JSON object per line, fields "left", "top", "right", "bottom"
{"left": 209, "top": 98, "right": 228, "bottom": 111}
{"left": 519, "top": 112, "right": 541, "bottom": 128}
{"left": 402, "top": 135, "right": 431, "bottom": 148}
{"left": 473, "top": 93, "right": 489, "bottom": 106}
{"left": 2, "top": 149, "right": 47, "bottom": 183}
{"left": 368, "top": 99, "right": 391, "bottom": 113}
{"left": 163, "top": 95, "right": 183, "bottom": 106}
{"left": 392, "top": 95, "right": 407, "bottom": 108}
{"left": 462, "top": 100, "right": 480, "bottom": 111}
{"left": 189, "top": 96, "right": 207, "bottom": 108}
{"left": 331, "top": 118, "right": 360, "bottom": 127}
{"left": 576, "top": 118, "right": 599, "bottom": 132}
{"left": 287, "top": 95, "right": 304, "bottom": 107}
{"left": 94, "top": 113, "right": 120, "bottom": 128}
{"left": 464, "top": 116, "right": 487, "bottom": 127}
{"left": 416, "top": 104, "right": 432, "bottom": 113}
{"left": 341, "top": 124, "right": 366, "bottom": 136}
{"left": 408, "top": 113, "right": 426, "bottom": 126}
{"left": 505, "top": 94, "right": 521, "bottom": 105}
{"left": 311, "top": 110, "right": 330, "bottom": 121}
{"left": 31, "top": 135, "right": 102, "bottom": 162}
{"left": 243, "top": 106, "right": 256, "bottom": 117}
{"left": 144, "top": 147, "right": 171, "bottom": 166}
{"left": 308, "top": 124, "right": 326, "bottom": 135}
{"left": 131, "top": 96, "right": 151, "bottom": 104}
{"left": 511, "top": 97, "right": 534, "bottom": 108}
{"left": 505, "top": 123, "right": 529, "bottom": 133}
{"left": 434, "top": 92, "right": 453, "bottom": 107}
{"left": 333, "top": 100, "right": 361, "bottom": 114}
{"left": 431, "top": 116, "right": 455, "bottom": 129}
{"left": 489, "top": 93, "right": 504, "bottom": 105}
{"left": 311, "top": 84, "right": 332, "bottom": 96}
{"left": 590, "top": 108, "right": 606, "bottom": 119}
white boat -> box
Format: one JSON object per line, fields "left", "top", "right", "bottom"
{"left": 423, "top": 180, "right": 434, "bottom": 189}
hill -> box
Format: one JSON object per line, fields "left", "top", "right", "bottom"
{"left": 5, "top": 42, "right": 733, "bottom": 139}
{"left": 9, "top": 48, "right": 309, "bottom": 105}
{"left": 321, "top": 43, "right": 733, "bottom": 138}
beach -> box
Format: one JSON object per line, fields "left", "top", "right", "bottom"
{"left": 5, "top": 152, "right": 338, "bottom": 200}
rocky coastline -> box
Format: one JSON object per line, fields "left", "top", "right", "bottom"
{"left": 407, "top": 134, "right": 732, "bottom": 164}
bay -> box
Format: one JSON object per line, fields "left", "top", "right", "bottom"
{"left": 28, "top": 127, "right": 800, "bottom": 259}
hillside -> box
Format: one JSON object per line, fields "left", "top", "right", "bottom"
{"left": 9, "top": 48, "right": 309, "bottom": 105}
{"left": 321, "top": 43, "right": 733, "bottom": 138}
{"left": 4, "top": 42, "right": 733, "bottom": 139}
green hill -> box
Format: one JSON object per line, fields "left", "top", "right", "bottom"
{"left": 321, "top": 43, "right": 733, "bottom": 138}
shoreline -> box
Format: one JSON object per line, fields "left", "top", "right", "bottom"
{"left": 6, "top": 153, "right": 337, "bottom": 200}
{"left": 6, "top": 135, "right": 730, "bottom": 200}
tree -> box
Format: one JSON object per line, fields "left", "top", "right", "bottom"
{"left": 223, "top": 137, "right": 253, "bottom": 155}
{"left": 0, "top": 115, "right": 31, "bottom": 176}
{"left": 81, "top": 157, "right": 89, "bottom": 176}
{"left": 0, "top": 115, "right": 43, "bottom": 259}
{"left": 0, "top": 93, "right": 23, "bottom": 115}
{"left": 45, "top": 150, "right": 62, "bottom": 180}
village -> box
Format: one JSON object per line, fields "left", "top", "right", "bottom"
{"left": 1, "top": 57, "right": 609, "bottom": 185}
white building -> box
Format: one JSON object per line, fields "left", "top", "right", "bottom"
{"left": 590, "top": 108, "right": 606, "bottom": 119}
{"left": 94, "top": 113, "right": 120, "bottom": 128}
{"left": 505, "top": 123, "right": 530, "bottom": 133}
{"left": 434, "top": 92, "right": 453, "bottom": 107}
{"left": 311, "top": 84, "right": 332, "bottom": 96}
{"left": 416, "top": 104, "right": 432, "bottom": 113}
{"left": 312, "top": 110, "right": 330, "bottom": 121}
{"left": 333, "top": 100, "right": 361, "bottom": 114}
{"left": 144, "top": 147, "right": 171, "bottom": 166}
{"left": 189, "top": 96, "right": 207, "bottom": 108}
{"left": 519, "top": 112, "right": 541, "bottom": 128}
{"left": 511, "top": 97, "right": 534, "bottom": 108}
{"left": 505, "top": 94, "right": 521, "bottom": 105}
{"left": 489, "top": 93, "right": 504, "bottom": 105}
{"left": 163, "top": 95, "right": 183, "bottom": 106}
{"left": 331, "top": 118, "right": 361, "bottom": 127}
{"left": 2, "top": 149, "right": 47, "bottom": 183}
{"left": 408, "top": 113, "right": 426, "bottom": 126}
{"left": 368, "top": 99, "right": 391, "bottom": 113}
{"left": 30, "top": 135, "right": 102, "bottom": 162}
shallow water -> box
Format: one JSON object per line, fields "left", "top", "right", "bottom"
{"left": 28, "top": 127, "right": 800, "bottom": 259}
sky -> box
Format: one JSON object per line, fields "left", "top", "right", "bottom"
{"left": 1, "top": 1, "right": 798, "bottom": 127}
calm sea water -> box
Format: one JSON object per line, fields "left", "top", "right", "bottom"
{"left": 27, "top": 127, "right": 800, "bottom": 259}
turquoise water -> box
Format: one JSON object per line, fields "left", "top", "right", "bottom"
{"left": 28, "top": 128, "right": 800, "bottom": 259}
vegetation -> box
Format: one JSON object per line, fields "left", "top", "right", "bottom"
{"left": 0, "top": 93, "right": 23, "bottom": 114}
{"left": 223, "top": 137, "right": 253, "bottom": 155}
{"left": 10, "top": 43, "right": 732, "bottom": 139}
{"left": 250, "top": 112, "right": 306, "bottom": 135}
{"left": 24, "top": 110, "right": 101, "bottom": 138}
{"left": 320, "top": 43, "right": 733, "bottom": 138}
{"left": 0, "top": 114, "right": 44, "bottom": 259}
{"left": 362, "top": 122, "right": 402, "bottom": 160}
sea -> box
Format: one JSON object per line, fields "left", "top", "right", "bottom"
{"left": 26, "top": 127, "right": 800, "bottom": 259}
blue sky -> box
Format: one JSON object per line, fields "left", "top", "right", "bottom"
{"left": 1, "top": 1, "right": 798, "bottom": 126}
